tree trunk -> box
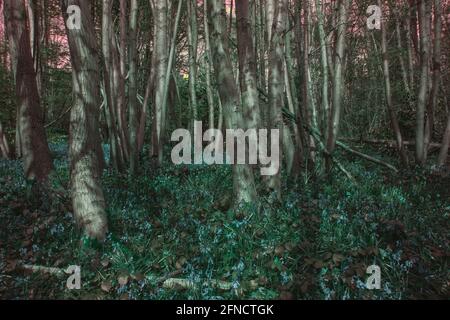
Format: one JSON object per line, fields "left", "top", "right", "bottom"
{"left": 423, "top": 0, "right": 442, "bottom": 162}
{"left": 102, "top": 0, "right": 125, "bottom": 171}
{"left": 151, "top": 0, "right": 168, "bottom": 165}
{"left": 0, "top": 122, "right": 11, "bottom": 159}
{"left": 326, "top": 0, "right": 349, "bottom": 172}
{"left": 415, "top": 0, "right": 431, "bottom": 165}
{"left": 236, "top": 0, "right": 261, "bottom": 131}
{"left": 207, "top": 0, "right": 257, "bottom": 204}
{"left": 438, "top": 112, "right": 450, "bottom": 167}
{"left": 128, "top": 0, "right": 139, "bottom": 175}
{"left": 379, "top": 0, "right": 409, "bottom": 166}
{"left": 315, "top": 0, "right": 330, "bottom": 136}
{"left": 61, "top": 0, "right": 108, "bottom": 241}
{"left": 4, "top": 0, "right": 53, "bottom": 182}
{"left": 203, "top": 0, "right": 215, "bottom": 130}
{"left": 266, "top": 0, "right": 288, "bottom": 195}
{"left": 187, "top": 0, "right": 199, "bottom": 122}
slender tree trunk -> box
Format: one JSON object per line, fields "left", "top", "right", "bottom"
{"left": 266, "top": 0, "right": 288, "bottom": 195}
{"left": 406, "top": 6, "right": 415, "bottom": 90}
{"left": 379, "top": 0, "right": 409, "bottom": 166}
{"left": 0, "top": 122, "right": 11, "bottom": 159}
{"left": 129, "top": 0, "right": 139, "bottom": 175}
{"left": 159, "top": 0, "right": 183, "bottom": 153}
{"left": 393, "top": 3, "right": 411, "bottom": 96}
{"left": 117, "top": 0, "right": 129, "bottom": 162}
{"left": 204, "top": 0, "right": 215, "bottom": 130}
{"left": 415, "top": 0, "right": 431, "bottom": 165}
{"left": 236, "top": 0, "right": 261, "bottom": 130}
{"left": 303, "top": 0, "right": 318, "bottom": 164}
{"left": 315, "top": 0, "right": 330, "bottom": 136}
{"left": 138, "top": 27, "right": 156, "bottom": 156}
{"left": 326, "top": 0, "right": 349, "bottom": 172}
{"left": 207, "top": 0, "right": 257, "bottom": 204}
{"left": 151, "top": 0, "right": 168, "bottom": 165}
{"left": 438, "top": 112, "right": 450, "bottom": 167}
{"left": 102, "top": 0, "right": 125, "bottom": 171}
{"left": 4, "top": 0, "right": 53, "bottom": 182}
{"left": 423, "top": 0, "right": 442, "bottom": 162}
{"left": 187, "top": 0, "right": 198, "bottom": 122}
{"left": 256, "top": 0, "right": 266, "bottom": 97}
{"left": 61, "top": 0, "right": 108, "bottom": 241}
{"left": 284, "top": 28, "right": 303, "bottom": 171}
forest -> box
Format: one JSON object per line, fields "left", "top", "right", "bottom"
{"left": 0, "top": 0, "right": 449, "bottom": 300}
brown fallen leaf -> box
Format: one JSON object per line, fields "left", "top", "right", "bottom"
{"left": 248, "top": 279, "right": 258, "bottom": 290}
{"left": 332, "top": 254, "right": 345, "bottom": 264}
{"left": 175, "top": 257, "right": 187, "bottom": 270}
{"left": 118, "top": 275, "right": 129, "bottom": 286}
{"left": 101, "top": 281, "right": 113, "bottom": 292}
{"left": 274, "top": 246, "right": 285, "bottom": 256}
{"left": 131, "top": 272, "right": 145, "bottom": 281}
{"left": 100, "top": 259, "right": 110, "bottom": 268}
{"left": 5, "top": 259, "right": 18, "bottom": 272}
{"left": 313, "top": 260, "right": 324, "bottom": 269}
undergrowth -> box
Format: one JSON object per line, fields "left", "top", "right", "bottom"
{"left": 0, "top": 140, "right": 449, "bottom": 300}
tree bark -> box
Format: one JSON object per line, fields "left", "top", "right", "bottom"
{"left": 438, "top": 112, "right": 450, "bottom": 167}
{"left": 266, "top": 0, "right": 288, "bottom": 195}
{"left": 236, "top": 0, "right": 261, "bottom": 130}
{"left": 151, "top": 0, "right": 169, "bottom": 165}
{"left": 0, "top": 122, "right": 11, "bottom": 159}
{"left": 187, "top": 0, "right": 199, "bottom": 122}
{"left": 61, "top": 0, "right": 108, "bottom": 241}
{"left": 379, "top": 0, "right": 409, "bottom": 166}
{"left": 415, "top": 0, "right": 431, "bottom": 165}
{"left": 326, "top": 0, "right": 349, "bottom": 172}
{"left": 4, "top": 0, "right": 53, "bottom": 182}
{"left": 128, "top": 0, "right": 139, "bottom": 175}
{"left": 424, "top": 0, "right": 442, "bottom": 162}
{"left": 207, "top": 0, "right": 257, "bottom": 204}
{"left": 102, "top": 0, "right": 125, "bottom": 171}
{"left": 203, "top": 0, "right": 215, "bottom": 130}
{"left": 315, "top": 0, "right": 330, "bottom": 136}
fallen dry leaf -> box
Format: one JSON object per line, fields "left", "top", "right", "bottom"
{"left": 118, "top": 275, "right": 129, "bottom": 286}
{"left": 101, "top": 281, "right": 113, "bottom": 292}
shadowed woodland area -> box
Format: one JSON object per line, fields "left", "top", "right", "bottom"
{"left": 0, "top": 0, "right": 449, "bottom": 300}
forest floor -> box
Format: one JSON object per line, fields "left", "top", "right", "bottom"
{"left": 1, "top": 136, "right": 449, "bottom": 300}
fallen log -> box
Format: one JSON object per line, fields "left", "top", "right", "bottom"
{"left": 19, "top": 264, "right": 66, "bottom": 277}
{"left": 336, "top": 141, "right": 399, "bottom": 172}
{"left": 163, "top": 278, "right": 233, "bottom": 291}
{"left": 162, "top": 278, "right": 245, "bottom": 295}
{"left": 306, "top": 125, "right": 358, "bottom": 184}
{"left": 341, "top": 138, "right": 442, "bottom": 149}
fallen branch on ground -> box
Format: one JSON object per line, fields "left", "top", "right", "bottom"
{"left": 19, "top": 264, "right": 66, "bottom": 277}
{"left": 336, "top": 141, "right": 399, "bottom": 172}
{"left": 155, "top": 269, "right": 183, "bottom": 286}
{"left": 162, "top": 278, "right": 234, "bottom": 291}
{"left": 306, "top": 125, "right": 358, "bottom": 184}
{"left": 341, "top": 138, "right": 442, "bottom": 149}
